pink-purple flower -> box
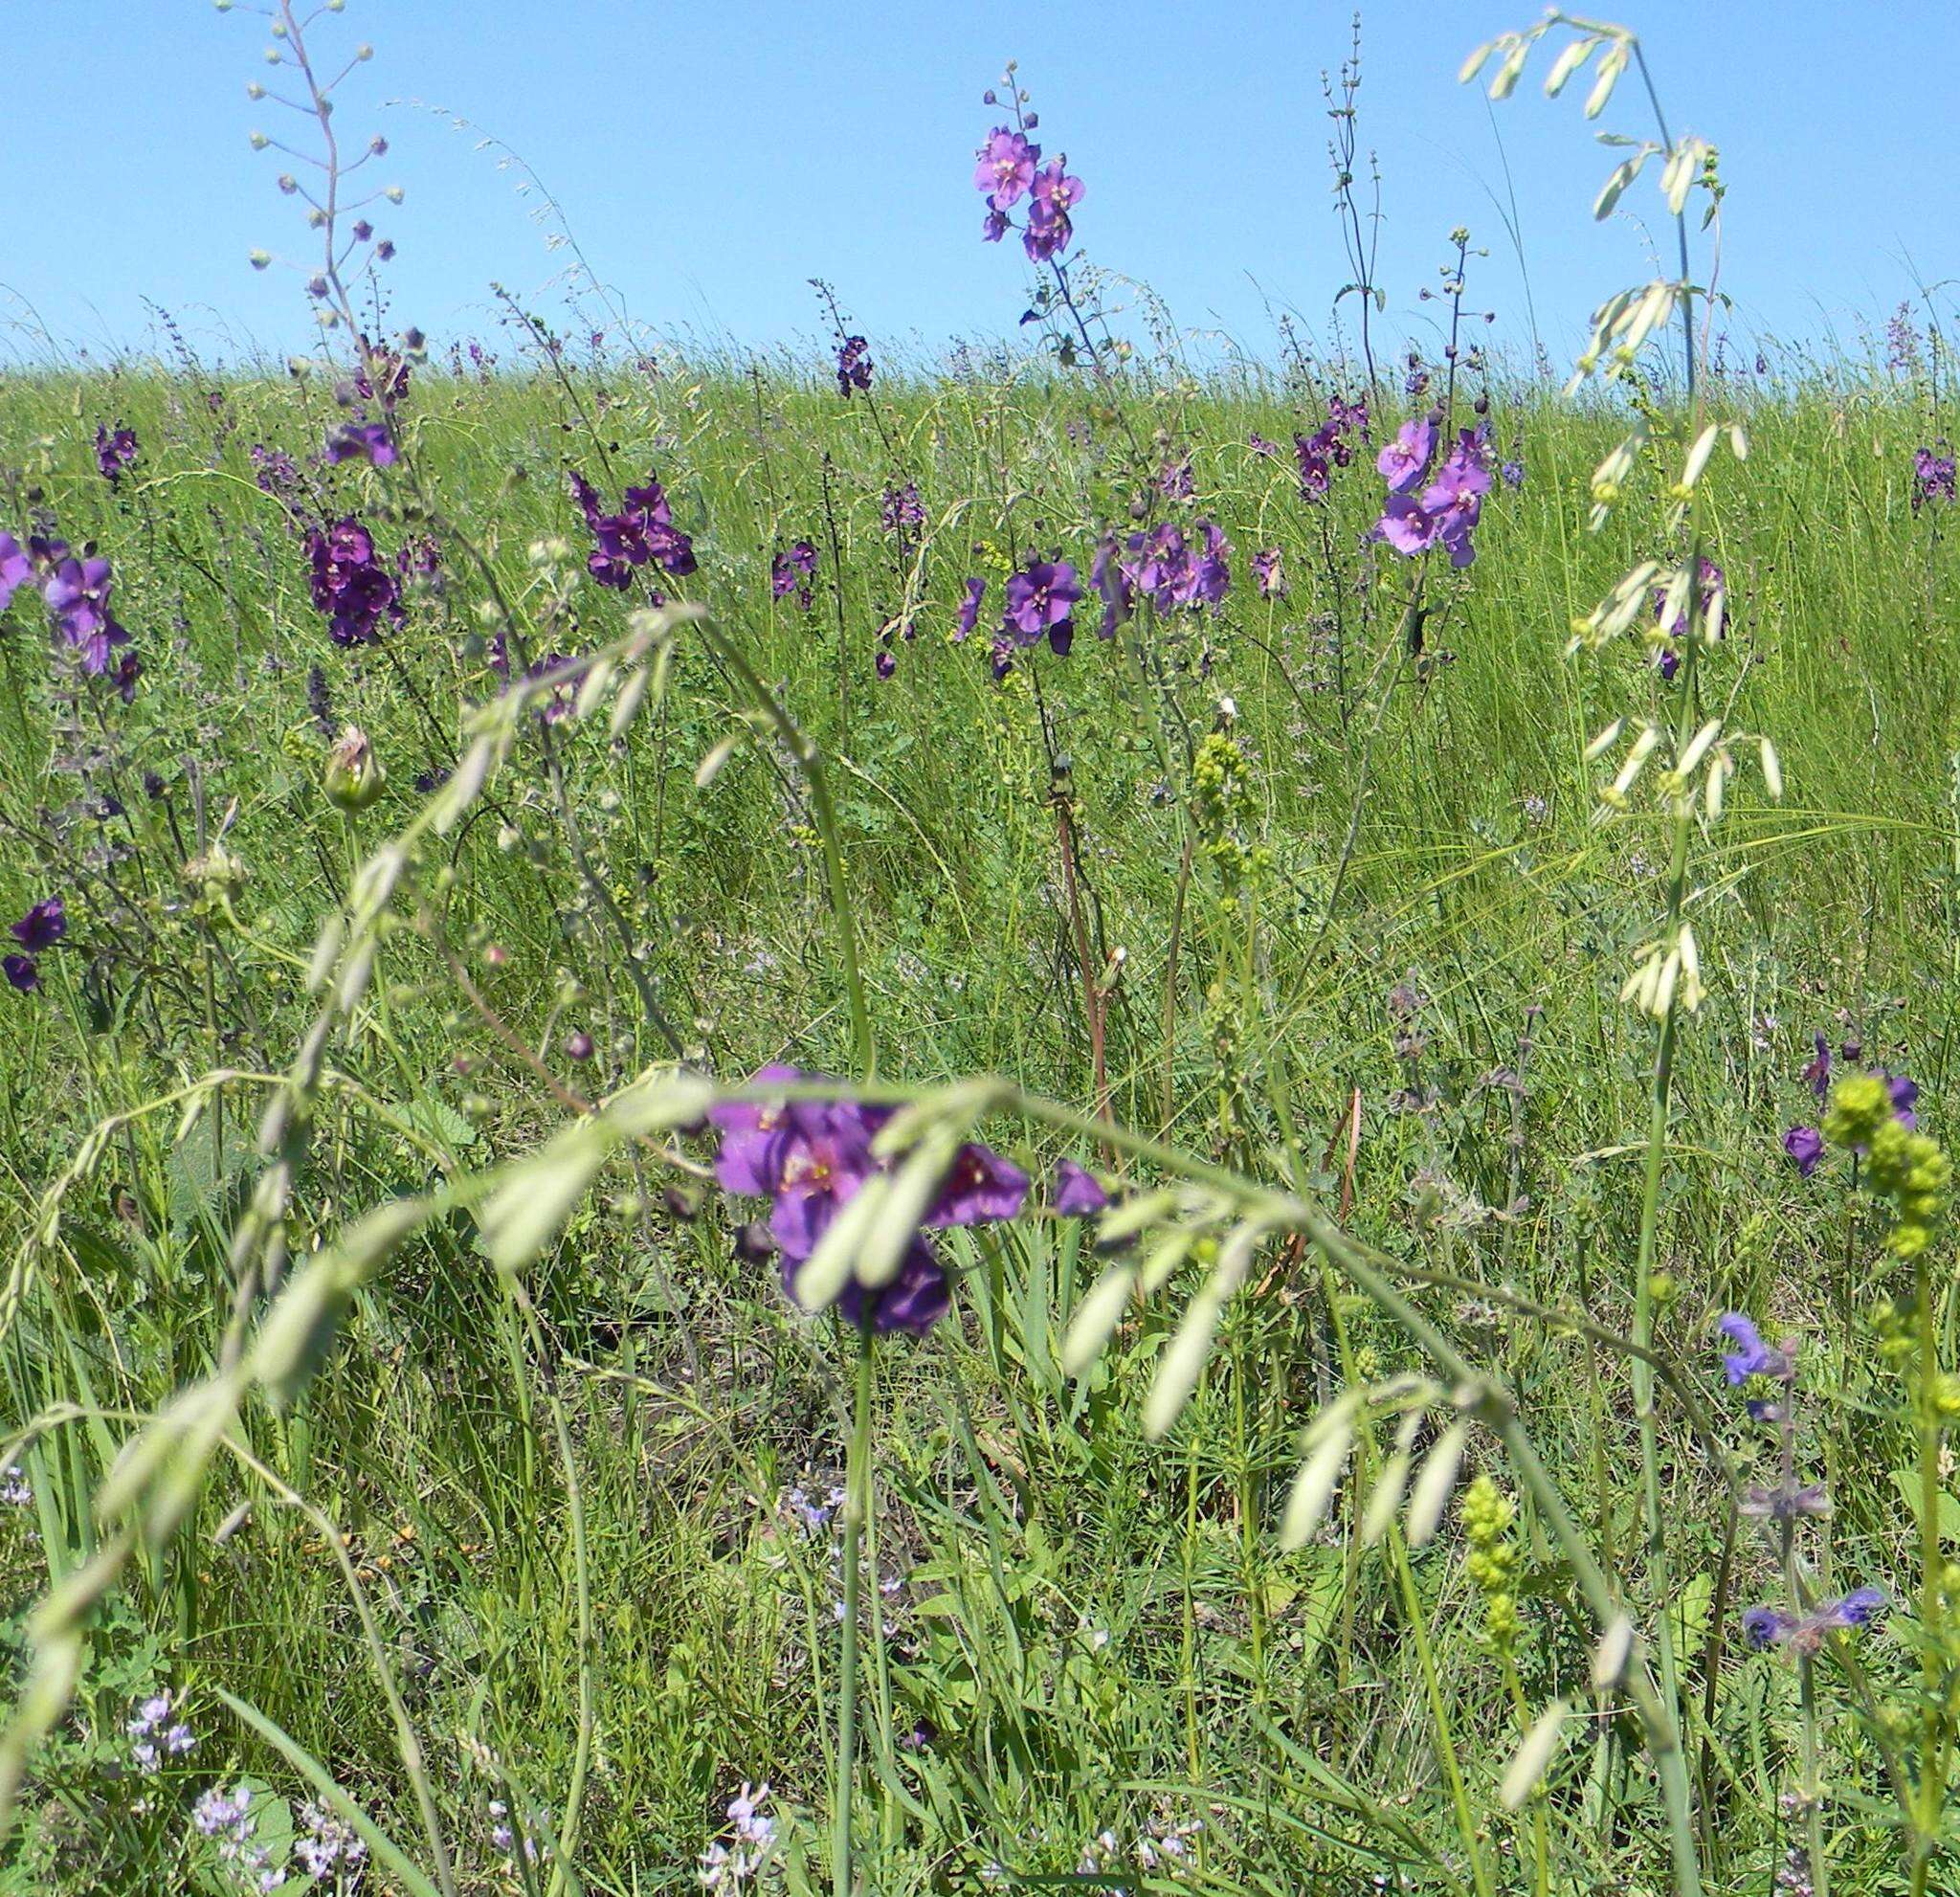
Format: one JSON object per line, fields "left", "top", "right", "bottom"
{"left": 95, "top": 423, "right": 140, "bottom": 488}
{"left": 1004, "top": 556, "right": 1081, "bottom": 655}
{"left": 974, "top": 127, "right": 1039, "bottom": 210}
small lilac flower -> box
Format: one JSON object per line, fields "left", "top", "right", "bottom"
{"left": 876, "top": 648, "right": 897, "bottom": 681}
{"left": 880, "top": 482, "right": 924, "bottom": 537}
{"left": 1090, "top": 534, "right": 1130, "bottom": 638}
{"left": 955, "top": 577, "right": 985, "bottom": 640}
{"left": 1252, "top": 547, "right": 1286, "bottom": 598}
{"left": 1376, "top": 417, "right": 1436, "bottom": 495}
{"left": 1783, "top": 1126, "right": 1824, "bottom": 1175}
{"left": 1158, "top": 458, "right": 1193, "bottom": 501}
{"left": 1053, "top": 1158, "right": 1107, "bottom": 1216}
{"left": 1004, "top": 557, "right": 1080, "bottom": 653}
{"left": 1888, "top": 1074, "right": 1920, "bottom": 1128}
{"left": 975, "top": 127, "right": 1040, "bottom": 209}
{"left": 95, "top": 422, "right": 140, "bottom": 487}
{"left": 325, "top": 418, "right": 398, "bottom": 467}
{"left": 1745, "top": 1587, "right": 1887, "bottom": 1654}
{"left": 1500, "top": 457, "right": 1525, "bottom": 490}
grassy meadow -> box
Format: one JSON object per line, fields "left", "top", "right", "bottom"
{"left": 7, "top": 12, "right": 1960, "bottom": 1897}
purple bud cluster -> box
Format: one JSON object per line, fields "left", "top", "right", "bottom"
{"left": 835, "top": 334, "right": 874, "bottom": 398}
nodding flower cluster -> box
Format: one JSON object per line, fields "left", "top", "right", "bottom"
{"left": 1914, "top": 446, "right": 1956, "bottom": 513}
{"left": 568, "top": 468, "right": 698, "bottom": 591}
{"left": 94, "top": 421, "right": 139, "bottom": 487}
{"left": 1293, "top": 393, "right": 1370, "bottom": 499}
{"left": 835, "top": 334, "right": 873, "bottom": 398}
{"left": 6, "top": 896, "right": 66, "bottom": 995}
{"left": 770, "top": 540, "right": 818, "bottom": 611}
{"left": 306, "top": 516, "right": 404, "bottom": 647}
{"left": 973, "top": 93, "right": 1084, "bottom": 263}
{"left": 0, "top": 529, "right": 140, "bottom": 692}
{"left": 712, "top": 1065, "right": 1032, "bottom": 1334}
{"left": 1373, "top": 419, "right": 1494, "bottom": 569}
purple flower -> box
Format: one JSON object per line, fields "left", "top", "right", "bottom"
{"left": 1294, "top": 435, "right": 1330, "bottom": 501}
{"left": 568, "top": 469, "right": 696, "bottom": 588}
{"left": 875, "top": 648, "right": 897, "bottom": 681}
{"left": 1888, "top": 1074, "right": 1920, "bottom": 1128}
{"left": 250, "top": 444, "right": 300, "bottom": 496}
{"left": 1375, "top": 492, "right": 1437, "bottom": 557}
{"left": 0, "top": 532, "right": 30, "bottom": 612}
{"left": 1717, "top": 1312, "right": 1792, "bottom": 1386}
{"left": 1023, "top": 158, "right": 1083, "bottom": 259}
{"left": 1053, "top": 1158, "right": 1107, "bottom": 1216}
{"left": 1004, "top": 557, "right": 1080, "bottom": 653}
{"left": 1745, "top": 1587, "right": 1887, "bottom": 1654}
{"left": 1654, "top": 557, "right": 1726, "bottom": 640}
{"left": 974, "top": 127, "right": 1039, "bottom": 209}
{"left": 95, "top": 423, "right": 139, "bottom": 487}
{"left": 1252, "top": 547, "right": 1286, "bottom": 599}
{"left": 1090, "top": 535, "right": 1130, "bottom": 638}
{"left": 1783, "top": 1126, "right": 1824, "bottom": 1176}
{"left": 1914, "top": 447, "right": 1956, "bottom": 513}
{"left": 1803, "top": 1034, "right": 1831, "bottom": 1102}
{"left": 11, "top": 898, "right": 65, "bottom": 954}
{"left": 307, "top": 518, "right": 403, "bottom": 646}
{"left": 325, "top": 419, "right": 398, "bottom": 468}
{"left": 954, "top": 577, "right": 985, "bottom": 641}
{"left": 982, "top": 208, "right": 1009, "bottom": 243}
{"left": 836, "top": 335, "right": 874, "bottom": 398}
{"left": 880, "top": 482, "right": 924, "bottom": 537}
{"left": 928, "top": 1145, "right": 1031, "bottom": 1226}
{"left": 712, "top": 1067, "right": 1028, "bottom": 1335}
{"left": 1500, "top": 458, "right": 1525, "bottom": 490}
{"left": 4, "top": 954, "right": 38, "bottom": 993}
{"left": 43, "top": 555, "right": 132, "bottom": 675}
{"left": 771, "top": 540, "right": 818, "bottom": 609}
{"left": 1376, "top": 418, "right": 1436, "bottom": 496}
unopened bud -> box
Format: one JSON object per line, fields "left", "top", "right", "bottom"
{"left": 323, "top": 725, "right": 386, "bottom": 812}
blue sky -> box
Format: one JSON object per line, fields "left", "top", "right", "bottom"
{"left": 3, "top": 2, "right": 1951, "bottom": 371}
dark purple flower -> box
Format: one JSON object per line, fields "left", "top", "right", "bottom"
{"left": 1717, "top": 1312, "right": 1793, "bottom": 1386}
{"left": 1376, "top": 417, "right": 1436, "bottom": 495}
{"left": 250, "top": 444, "right": 300, "bottom": 496}
{"left": 982, "top": 208, "right": 1009, "bottom": 243}
{"left": 928, "top": 1145, "right": 1031, "bottom": 1226}
{"left": 974, "top": 126, "right": 1039, "bottom": 209}
{"left": 1888, "top": 1074, "right": 1920, "bottom": 1128}
{"left": 836, "top": 335, "right": 874, "bottom": 398}
{"left": 954, "top": 577, "right": 985, "bottom": 640}
{"left": 3, "top": 954, "right": 37, "bottom": 993}
{"left": 1741, "top": 1605, "right": 1793, "bottom": 1650}
{"left": 1293, "top": 435, "right": 1330, "bottom": 501}
{"left": 1745, "top": 1587, "right": 1886, "bottom": 1654}
{"left": 1053, "top": 1158, "right": 1107, "bottom": 1216}
{"left": 1803, "top": 1034, "right": 1831, "bottom": 1102}
{"left": 307, "top": 517, "right": 403, "bottom": 646}
{"left": 1020, "top": 158, "right": 1083, "bottom": 259}
{"left": 1783, "top": 1126, "right": 1824, "bottom": 1175}
{"left": 1090, "top": 535, "right": 1130, "bottom": 638}
{"left": 0, "top": 532, "right": 30, "bottom": 612}
{"left": 880, "top": 482, "right": 924, "bottom": 537}
{"left": 1251, "top": 547, "right": 1286, "bottom": 599}
{"left": 822, "top": 1238, "right": 951, "bottom": 1335}
{"left": 1004, "top": 557, "right": 1080, "bottom": 652}
{"left": 95, "top": 422, "right": 140, "bottom": 487}
{"left": 875, "top": 649, "right": 897, "bottom": 681}
{"left": 1914, "top": 447, "right": 1956, "bottom": 513}
{"left": 11, "top": 897, "right": 65, "bottom": 954}
{"left": 771, "top": 540, "right": 818, "bottom": 609}
{"left": 569, "top": 469, "right": 696, "bottom": 588}
{"left": 1657, "top": 647, "right": 1681, "bottom": 682}
{"left": 325, "top": 419, "right": 398, "bottom": 468}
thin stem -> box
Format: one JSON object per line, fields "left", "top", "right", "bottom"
{"left": 833, "top": 1316, "right": 877, "bottom": 1897}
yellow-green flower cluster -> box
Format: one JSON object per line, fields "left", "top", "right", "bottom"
{"left": 1461, "top": 1473, "right": 1520, "bottom": 1657}
{"left": 1192, "top": 730, "right": 1269, "bottom": 898}
{"left": 1825, "top": 1074, "right": 1950, "bottom": 1260}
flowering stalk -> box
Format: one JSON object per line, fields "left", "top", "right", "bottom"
{"left": 832, "top": 1314, "right": 876, "bottom": 1897}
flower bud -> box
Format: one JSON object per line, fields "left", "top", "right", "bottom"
{"left": 323, "top": 726, "right": 386, "bottom": 812}
{"left": 249, "top": 129, "right": 270, "bottom": 149}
